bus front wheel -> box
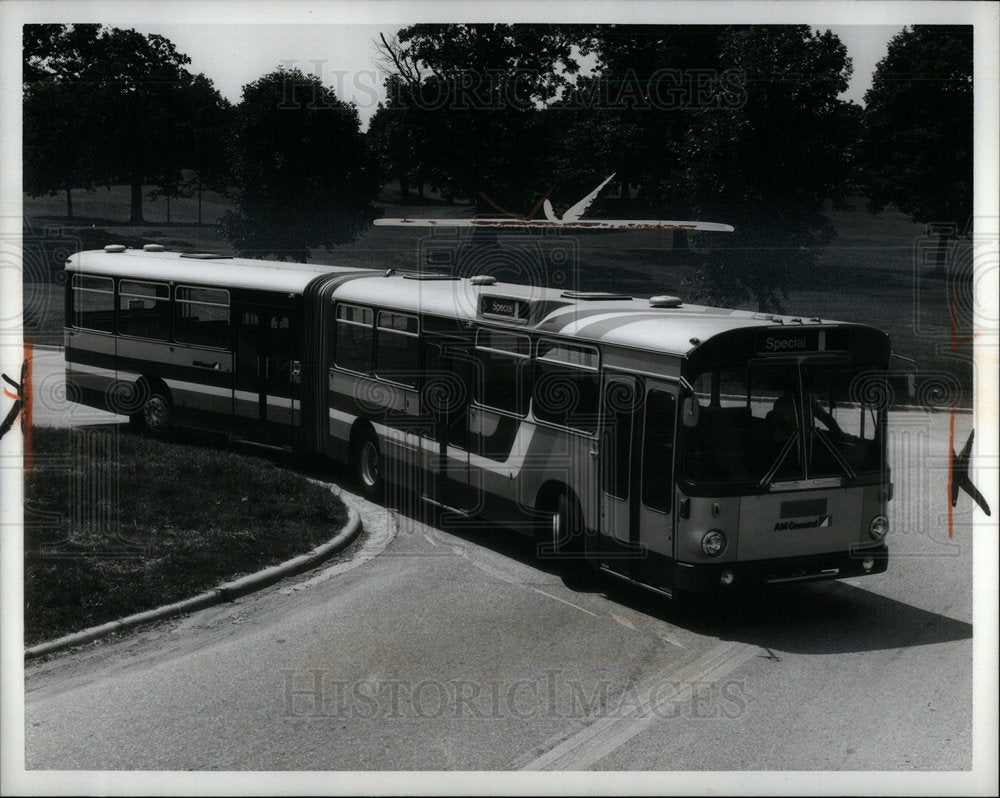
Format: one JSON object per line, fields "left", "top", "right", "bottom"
{"left": 352, "top": 431, "right": 383, "bottom": 501}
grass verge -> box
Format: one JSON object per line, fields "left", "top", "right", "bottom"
{"left": 24, "top": 427, "right": 348, "bottom": 646}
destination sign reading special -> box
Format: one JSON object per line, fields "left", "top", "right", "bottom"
{"left": 754, "top": 328, "right": 847, "bottom": 355}
{"left": 480, "top": 295, "right": 530, "bottom": 322}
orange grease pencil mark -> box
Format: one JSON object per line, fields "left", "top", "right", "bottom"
{"left": 24, "top": 340, "right": 33, "bottom": 474}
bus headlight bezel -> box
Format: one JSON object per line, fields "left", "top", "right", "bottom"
{"left": 868, "top": 515, "right": 889, "bottom": 541}
{"left": 701, "top": 529, "right": 727, "bottom": 557}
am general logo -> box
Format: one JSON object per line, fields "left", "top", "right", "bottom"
{"left": 774, "top": 515, "right": 833, "bottom": 531}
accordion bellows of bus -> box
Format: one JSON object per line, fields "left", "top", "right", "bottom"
{"left": 64, "top": 245, "right": 893, "bottom": 596}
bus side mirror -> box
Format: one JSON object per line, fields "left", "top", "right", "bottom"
{"left": 681, "top": 395, "right": 700, "bottom": 427}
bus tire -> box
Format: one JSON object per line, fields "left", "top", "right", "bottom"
{"left": 352, "top": 429, "right": 383, "bottom": 501}
{"left": 551, "top": 490, "right": 584, "bottom": 558}
{"left": 139, "top": 386, "right": 172, "bottom": 436}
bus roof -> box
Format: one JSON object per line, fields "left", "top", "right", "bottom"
{"left": 64, "top": 248, "right": 369, "bottom": 294}
{"left": 331, "top": 273, "right": 880, "bottom": 358}
{"left": 65, "top": 249, "right": 886, "bottom": 359}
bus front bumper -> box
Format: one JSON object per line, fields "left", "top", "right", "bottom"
{"left": 674, "top": 544, "right": 889, "bottom": 592}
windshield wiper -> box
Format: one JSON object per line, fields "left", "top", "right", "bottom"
{"left": 758, "top": 431, "right": 800, "bottom": 488}
{"left": 812, "top": 428, "right": 858, "bottom": 480}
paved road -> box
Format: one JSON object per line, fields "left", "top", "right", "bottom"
{"left": 17, "top": 346, "right": 987, "bottom": 783}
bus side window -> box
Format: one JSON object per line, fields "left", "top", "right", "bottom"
{"left": 335, "top": 304, "right": 374, "bottom": 374}
{"left": 602, "top": 378, "right": 637, "bottom": 500}
{"left": 174, "top": 286, "right": 230, "bottom": 349}
{"left": 71, "top": 274, "right": 115, "bottom": 333}
{"left": 642, "top": 390, "right": 676, "bottom": 513}
{"left": 375, "top": 311, "right": 419, "bottom": 387}
{"left": 474, "top": 329, "right": 531, "bottom": 416}
{"left": 533, "top": 340, "right": 600, "bottom": 433}
{"left": 118, "top": 280, "right": 170, "bottom": 340}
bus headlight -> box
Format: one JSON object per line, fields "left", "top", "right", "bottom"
{"left": 701, "top": 529, "right": 727, "bottom": 557}
{"left": 868, "top": 515, "right": 889, "bottom": 541}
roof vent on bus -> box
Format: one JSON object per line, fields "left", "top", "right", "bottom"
{"left": 179, "top": 253, "right": 232, "bottom": 260}
{"left": 560, "top": 291, "right": 632, "bottom": 301}
{"left": 142, "top": 244, "right": 165, "bottom": 252}
{"left": 104, "top": 244, "right": 126, "bottom": 253}
{"left": 470, "top": 275, "right": 497, "bottom": 286}
{"left": 649, "top": 295, "right": 683, "bottom": 308}
{"left": 402, "top": 272, "right": 459, "bottom": 281}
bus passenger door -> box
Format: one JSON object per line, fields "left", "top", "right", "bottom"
{"left": 633, "top": 382, "right": 677, "bottom": 591}
{"left": 235, "top": 307, "right": 299, "bottom": 445}
{"left": 421, "top": 340, "right": 475, "bottom": 512}
{"left": 599, "top": 373, "right": 644, "bottom": 577}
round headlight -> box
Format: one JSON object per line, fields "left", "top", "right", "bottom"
{"left": 701, "top": 529, "right": 727, "bottom": 557}
{"left": 869, "top": 515, "right": 889, "bottom": 541}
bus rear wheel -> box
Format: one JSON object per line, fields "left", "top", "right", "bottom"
{"left": 352, "top": 431, "right": 383, "bottom": 501}
{"left": 549, "top": 491, "right": 595, "bottom": 586}
{"left": 552, "top": 492, "right": 583, "bottom": 557}
{"left": 138, "top": 389, "right": 172, "bottom": 436}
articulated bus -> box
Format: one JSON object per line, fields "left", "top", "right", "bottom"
{"left": 64, "top": 243, "right": 892, "bottom": 595}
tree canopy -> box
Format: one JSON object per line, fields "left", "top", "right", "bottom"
{"left": 218, "top": 68, "right": 378, "bottom": 261}
{"left": 679, "top": 26, "right": 858, "bottom": 311}
{"left": 373, "top": 24, "right": 583, "bottom": 212}
{"left": 861, "top": 25, "right": 973, "bottom": 247}
{"left": 23, "top": 24, "right": 228, "bottom": 222}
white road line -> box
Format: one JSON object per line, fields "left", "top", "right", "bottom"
{"left": 521, "top": 640, "right": 759, "bottom": 771}
{"left": 465, "top": 556, "right": 524, "bottom": 586}
{"left": 423, "top": 533, "right": 439, "bottom": 547}
{"left": 611, "top": 613, "right": 639, "bottom": 631}
{"left": 654, "top": 628, "right": 688, "bottom": 650}
{"left": 531, "top": 588, "right": 600, "bottom": 618}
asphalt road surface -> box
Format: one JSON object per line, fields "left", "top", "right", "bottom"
{"left": 17, "top": 346, "right": 988, "bottom": 783}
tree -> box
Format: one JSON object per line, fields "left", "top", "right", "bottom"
{"left": 376, "top": 25, "right": 583, "bottom": 212}
{"left": 366, "top": 79, "right": 425, "bottom": 200}
{"left": 23, "top": 25, "right": 224, "bottom": 223}
{"left": 218, "top": 68, "right": 378, "bottom": 261}
{"left": 861, "top": 25, "right": 973, "bottom": 267}
{"left": 23, "top": 25, "right": 103, "bottom": 218}
{"left": 679, "top": 26, "right": 857, "bottom": 311}
{"left": 548, "top": 26, "right": 727, "bottom": 247}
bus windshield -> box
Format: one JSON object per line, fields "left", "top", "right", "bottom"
{"left": 680, "top": 361, "right": 886, "bottom": 489}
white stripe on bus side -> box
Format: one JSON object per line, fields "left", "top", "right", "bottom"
{"left": 68, "top": 362, "right": 116, "bottom": 377}
{"left": 164, "top": 379, "right": 232, "bottom": 415}
{"left": 165, "top": 379, "right": 231, "bottom": 398}
{"left": 66, "top": 362, "right": 116, "bottom": 394}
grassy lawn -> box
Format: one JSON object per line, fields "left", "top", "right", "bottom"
{"left": 23, "top": 427, "right": 348, "bottom": 646}
{"left": 23, "top": 185, "right": 973, "bottom": 402}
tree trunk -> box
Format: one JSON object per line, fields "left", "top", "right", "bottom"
{"left": 129, "top": 180, "right": 144, "bottom": 223}
{"left": 417, "top": 182, "right": 425, "bottom": 200}
{"left": 399, "top": 174, "right": 410, "bottom": 199}
{"left": 166, "top": 195, "right": 171, "bottom": 224}
{"left": 65, "top": 185, "right": 73, "bottom": 219}
{"left": 197, "top": 174, "right": 203, "bottom": 226}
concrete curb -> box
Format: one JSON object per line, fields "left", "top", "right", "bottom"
{"left": 25, "top": 504, "right": 362, "bottom": 661}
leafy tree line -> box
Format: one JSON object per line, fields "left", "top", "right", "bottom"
{"left": 24, "top": 24, "right": 972, "bottom": 306}
{"left": 24, "top": 25, "right": 231, "bottom": 224}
